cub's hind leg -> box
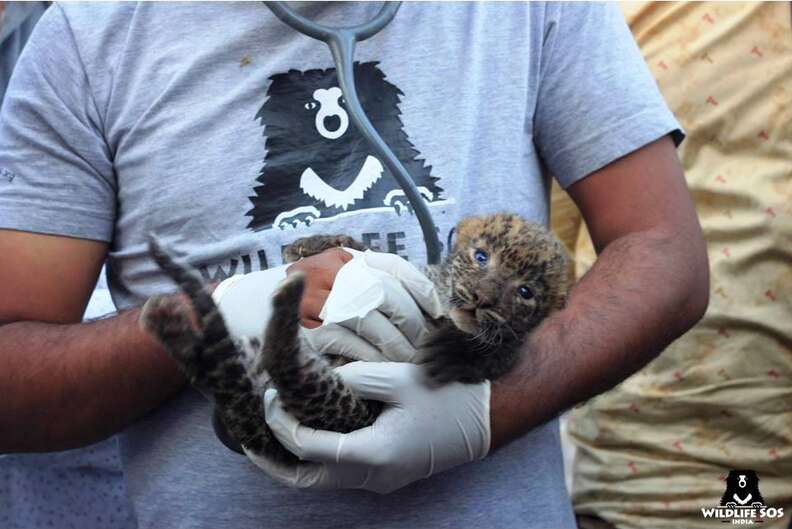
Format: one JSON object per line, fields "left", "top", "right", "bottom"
{"left": 141, "top": 237, "right": 284, "bottom": 459}
{"left": 142, "top": 238, "right": 251, "bottom": 393}
{"left": 258, "top": 272, "right": 382, "bottom": 433}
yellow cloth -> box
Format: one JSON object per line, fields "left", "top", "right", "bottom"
{"left": 549, "top": 179, "right": 584, "bottom": 283}
{"left": 561, "top": 3, "right": 792, "bottom": 528}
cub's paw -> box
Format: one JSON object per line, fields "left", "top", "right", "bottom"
{"left": 282, "top": 235, "right": 366, "bottom": 263}
{"left": 272, "top": 272, "right": 306, "bottom": 311}
{"left": 325, "top": 235, "right": 367, "bottom": 252}
{"left": 420, "top": 325, "right": 487, "bottom": 385}
{"left": 140, "top": 294, "right": 199, "bottom": 344}
{"left": 140, "top": 294, "right": 201, "bottom": 378}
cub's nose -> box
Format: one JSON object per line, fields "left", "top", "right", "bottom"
{"left": 474, "top": 282, "right": 499, "bottom": 308}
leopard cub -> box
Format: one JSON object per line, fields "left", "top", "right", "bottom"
{"left": 140, "top": 213, "right": 567, "bottom": 466}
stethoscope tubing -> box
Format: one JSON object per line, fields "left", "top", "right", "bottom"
{"left": 213, "top": 1, "right": 443, "bottom": 455}
{"left": 266, "top": 0, "right": 443, "bottom": 266}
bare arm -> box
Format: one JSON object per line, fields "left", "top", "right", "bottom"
{"left": 490, "top": 136, "right": 710, "bottom": 448}
{"left": 0, "top": 231, "right": 185, "bottom": 453}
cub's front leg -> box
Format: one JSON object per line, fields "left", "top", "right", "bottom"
{"left": 420, "top": 320, "right": 522, "bottom": 384}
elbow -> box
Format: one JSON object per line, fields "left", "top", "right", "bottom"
{"left": 678, "top": 239, "right": 710, "bottom": 332}
{"left": 686, "top": 267, "right": 710, "bottom": 328}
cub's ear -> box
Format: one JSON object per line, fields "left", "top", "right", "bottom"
{"left": 453, "top": 216, "right": 486, "bottom": 251}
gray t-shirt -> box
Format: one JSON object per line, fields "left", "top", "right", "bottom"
{"left": 0, "top": 2, "right": 681, "bottom": 528}
{"left": 0, "top": 1, "right": 48, "bottom": 103}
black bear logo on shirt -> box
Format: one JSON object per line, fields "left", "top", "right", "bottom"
{"left": 246, "top": 62, "right": 443, "bottom": 231}
{"left": 720, "top": 470, "right": 765, "bottom": 508}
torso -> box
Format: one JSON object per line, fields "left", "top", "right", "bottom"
{"left": 60, "top": 2, "right": 573, "bottom": 527}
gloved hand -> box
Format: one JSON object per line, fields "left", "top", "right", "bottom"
{"left": 214, "top": 248, "right": 444, "bottom": 363}
{"left": 214, "top": 247, "right": 485, "bottom": 490}
{"left": 305, "top": 248, "right": 445, "bottom": 362}
{"left": 251, "top": 361, "right": 491, "bottom": 494}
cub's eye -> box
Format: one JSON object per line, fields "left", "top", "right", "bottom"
{"left": 340, "top": 97, "right": 346, "bottom": 105}
{"left": 474, "top": 249, "right": 488, "bottom": 266}
{"left": 517, "top": 286, "right": 534, "bottom": 300}
{"left": 304, "top": 101, "right": 318, "bottom": 110}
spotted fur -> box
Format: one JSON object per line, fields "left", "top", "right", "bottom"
{"left": 141, "top": 237, "right": 380, "bottom": 464}
{"left": 421, "top": 213, "right": 568, "bottom": 383}
{"left": 140, "top": 213, "right": 567, "bottom": 463}
{"left": 281, "top": 234, "right": 367, "bottom": 263}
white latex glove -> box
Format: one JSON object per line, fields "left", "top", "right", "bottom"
{"left": 252, "top": 361, "right": 491, "bottom": 494}
{"left": 213, "top": 249, "right": 444, "bottom": 362}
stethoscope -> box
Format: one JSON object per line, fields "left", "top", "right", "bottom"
{"left": 213, "top": 1, "right": 441, "bottom": 454}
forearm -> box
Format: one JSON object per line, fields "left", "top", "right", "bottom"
{"left": 490, "top": 225, "right": 709, "bottom": 448}
{"left": 0, "top": 308, "right": 185, "bottom": 453}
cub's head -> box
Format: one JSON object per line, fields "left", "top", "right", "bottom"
{"left": 446, "top": 213, "right": 568, "bottom": 341}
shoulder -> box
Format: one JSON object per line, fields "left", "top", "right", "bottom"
{"left": 23, "top": 3, "right": 140, "bottom": 84}
{"left": 53, "top": 2, "right": 138, "bottom": 58}
{"left": 57, "top": 1, "right": 137, "bottom": 27}
{"left": 540, "top": 2, "right": 628, "bottom": 46}
{"left": 50, "top": 2, "right": 137, "bottom": 38}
